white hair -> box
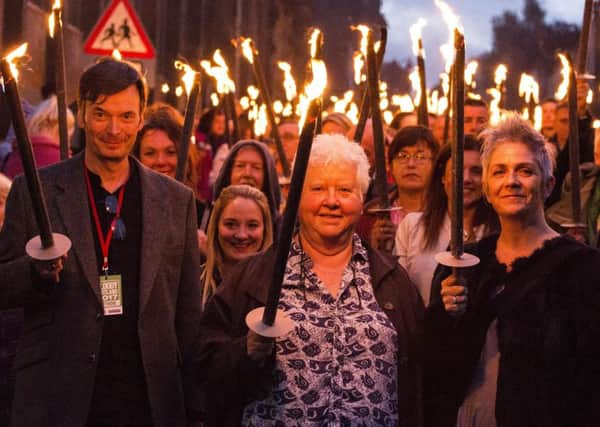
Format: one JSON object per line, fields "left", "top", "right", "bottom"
{"left": 306, "top": 133, "right": 371, "bottom": 197}
{"left": 27, "top": 95, "right": 75, "bottom": 137}
{"left": 480, "top": 113, "right": 554, "bottom": 185}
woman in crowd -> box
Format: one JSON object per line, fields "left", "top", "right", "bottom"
{"left": 200, "top": 184, "right": 273, "bottom": 308}
{"left": 425, "top": 115, "right": 600, "bottom": 426}
{"left": 133, "top": 103, "right": 199, "bottom": 193}
{"left": 187, "top": 133, "right": 424, "bottom": 426}
{"left": 358, "top": 125, "right": 438, "bottom": 252}
{"left": 395, "top": 135, "right": 498, "bottom": 305}
{"left": 213, "top": 139, "right": 282, "bottom": 235}
{"left": 3, "top": 95, "right": 74, "bottom": 178}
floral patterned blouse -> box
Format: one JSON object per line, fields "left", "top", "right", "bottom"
{"left": 242, "top": 235, "right": 400, "bottom": 426}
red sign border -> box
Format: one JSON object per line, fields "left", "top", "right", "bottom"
{"left": 83, "top": 0, "right": 155, "bottom": 59}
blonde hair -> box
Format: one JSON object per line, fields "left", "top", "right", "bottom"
{"left": 27, "top": 95, "right": 74, "bottom": 137}
{"left": 201, "top": 185, "right": 273, "bottom": 308}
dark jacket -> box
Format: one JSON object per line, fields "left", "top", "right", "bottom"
{"left": 424, "top": 234, "right": 600, "bottom": 427}
{"left": 546, "top": 114, "right": 594, "bottom": 207}
{"left": 212, "top": 140, "right": 282, "bottom": 234}
{"left": 0, "top": 154, "right": 203, "bottom": 427}
{"left": 185, "top": 241, "right": 424, "bottom": 426}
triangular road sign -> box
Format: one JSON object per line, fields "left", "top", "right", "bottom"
{"left": 84, "top": 0, "right": 155, "bottom": 59}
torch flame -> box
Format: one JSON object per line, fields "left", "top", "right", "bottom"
{"left": 555, "top": 53, "right": 570, "bottom": 101}
{"left": 333, "top": 90, "right": 354, "bottom": 114}
{"left": 200, "top": 50, "right": 236, "bottom": 95}
{"left": 494, "top": 64, "right": 507, "bottom": 87}
{"left": 347, "top": 102, "right": 359, "bottom": 124}
{"left": 298, "top": 59, "right": 327, "bottom": 129}
{"left": 487, "top": 88, "right": 502, "bottom": 126}
{"left": 587, "top": 88, "right": 593, "bottom": 104}
{"left": 161, "top": 83, "right": 170, "bottom": 94}
{"left": 254, "top": 104, "right": 268, "bottom": 137}
{"left": 464, "top": 60, "right": 478, "bottom": 88}
{"left": 210, "top": 93, "right": 220, "bottom": 107}
{"left": 112, "top": 49, "right": 123, "bottom": 61}
{"left": 174, "top": 60, "right": 196, "bottom": 95}
{"left": 409, "top": 67, "right": 422, "bottom": 106}
{"left": 240, "top": 38, "right": 255, "bottom": 64}
{"left": 4, "top": 43, "right": 28, "bottom": 82}
{"left": 435, "top": 0, "right": 462, "bottom": 72}
{"left": 534, "top": 105, "right": 542, "bottom": 131}
{"left": 48, "top": 0, "right": 61, "bottom": 38}
{"left": 352, "top": 52, "right": 365, "bottom": 85}
{"left": 518, "top": 73, "right": 539, "bottom": 104}
{"left": 391, "top": 94, "right": 416, "bottom": 113}
{"left": 240, "top": 96, "right": 250, "bottom": 110}
{"left": 247, "top": 85, "right": 259, "bottom": 101}
{"left": 277, "top": 61, "right": 297, "bottom": 101}
{"left": 351, "top": 25, "right": 371, "bottom": 56}
{"left": 409, "top": 18, "right": 427, "bottom": 58}
{"left": 308, "top": 28, "right": 322, "bottom": 59}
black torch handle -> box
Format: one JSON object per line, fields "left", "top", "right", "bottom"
{"left": 226, "top": 92, "right": 240, "bottom": 145}
{"left": 417, "top": 48, "right": 429, "bottom": 126}
{"left": 451, "top": 30, "right": 465, "bottom": 259}
{"left": 54, "top": 8, "right": 69, "bottom": 161}
{"left": 1, "top": 60, "right": 54, "bottom": 248}
{"left": 567, "top": 54, "right": 583, "bottom": 224}
{"left": 577, "top": 0, "right": 593, "bottom": 75}
{"left": 176, "top": 73, "right": 201, "bottom": 182}
{"left": 366, "top": 30, "right": 389, "bottom": 210}
{"left": 262, "top": 108, "right": 318, "bottom": 325}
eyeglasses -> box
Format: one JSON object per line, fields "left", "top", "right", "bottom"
{"left": 103, "top": 195, "right": 126, "bottom": 240}
{"left": 394, "top": 152, "right": 432, "bottom": 164}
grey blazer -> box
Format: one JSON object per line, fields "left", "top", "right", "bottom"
{"left": 0, "top": 153, "right": 203, "bottom": 427}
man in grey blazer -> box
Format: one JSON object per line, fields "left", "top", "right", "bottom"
{"left": 0, "top": 58, "right": 202, "bottom": 426}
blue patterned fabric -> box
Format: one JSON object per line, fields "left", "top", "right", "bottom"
{"left": 242, "top": 235, "right": 400, "bottom": 426}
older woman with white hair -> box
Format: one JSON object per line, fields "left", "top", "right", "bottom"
{"left": 186, "top": 133, "right": 424, "bottom": 426}
{"left": 424, "top": 114, "right": 600, "bottom": 426}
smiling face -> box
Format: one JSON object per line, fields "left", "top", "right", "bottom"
{"left": 484, "top": 141, "right": 553, "bottom": 219}
{"left": 217, "top": 196, "right": 266, "bottom": 263}
{"left": 442, "top": 150, "right": 483, "bottom": 210}
{"left": 391, "top": 141, "right": 434, "bottom": 193}
{"left": 80, "top": 85, "right": 142, "bottom": 167}
{"left": 138, "top": 129, "right": 178, "bottom": 178}
{"left": 299, "top": 161, "right": 363, "bottom": 248}
{"left": 230, "top": 146, "right": 265, "bottom": 190}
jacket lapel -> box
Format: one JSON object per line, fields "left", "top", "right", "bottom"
{"left": 138, "top": 164, "right": 167, "bottom": 314}
{"left": 54, "top": 154, "right": 102, "bottom": 305}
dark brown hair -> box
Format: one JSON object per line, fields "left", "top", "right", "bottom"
{"left": 78, "top": 57, "right": 147, "bottom": 113}
{"left": 387, "top": 125, "right": 439, "bottom": 164}
{"left": 420, "top": 135, "right": 498, "bottom": 249}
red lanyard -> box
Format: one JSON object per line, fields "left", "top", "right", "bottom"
{"left": 84, "top": 169, "right": 125, "bottom": 274}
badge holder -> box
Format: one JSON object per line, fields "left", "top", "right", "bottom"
{"left": 245, "top": 307, "right": 294, "bottom": 338}
{"left": 25, "top": 233, "right": 72, "bottom": 261}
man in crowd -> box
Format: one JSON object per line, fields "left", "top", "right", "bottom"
{"left": 0, "top": 58, "right": 202, "bottom": 426}
{"left": 464, "top": 98, "right": 489, "bottom": 136}
{"left": 541, "top": 98, "right": 558, "bottom": 139}
{"left": 546, "top": 79, "right": 595, "bottom": 207}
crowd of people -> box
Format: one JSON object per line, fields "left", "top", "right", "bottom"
{"left": 0, "top": 55, "right": 599, "bottom": 426}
